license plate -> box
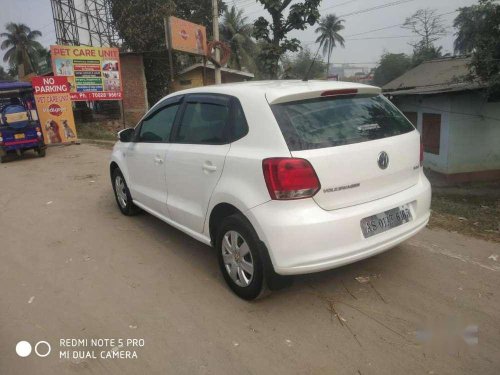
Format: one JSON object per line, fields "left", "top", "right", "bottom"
{"left": 361, "top": 204, "right": 413, "bottom": 238}
{"left": 14, "top": 133, "right": 25, "bottom": 139}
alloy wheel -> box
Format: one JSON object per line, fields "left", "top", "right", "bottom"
{"left": 115, "top": 175, "right": 127, "bottom": 209}
{"left": 221, "top": 230, "right": 254, "bottom": 287}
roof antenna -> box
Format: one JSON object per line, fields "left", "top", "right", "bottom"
{"left": 303, "top": 43, "right": 323, "bottom": 82}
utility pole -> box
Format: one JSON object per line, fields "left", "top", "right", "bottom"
{"left": 212, "top": 0, "right": 221, "bottom": 84}
{"left": 163, "top": 17, "right": 175, "bottom": 91}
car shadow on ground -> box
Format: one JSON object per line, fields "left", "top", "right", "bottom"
{"left": 99, "top": 193, "right": 405, "bottom": 303}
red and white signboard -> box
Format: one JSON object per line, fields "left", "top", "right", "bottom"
{"left": 31, "top": 76, "right": 78, "bottom": 144}
{"left": 32, "top": 76, "right": 71, "bottom": 95}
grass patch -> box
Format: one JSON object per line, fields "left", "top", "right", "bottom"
{"left": 76, "top": 122, "right": 117, "bottom": 141}
{"left": 429, "top": 191, "right": 500, "bottom": 243}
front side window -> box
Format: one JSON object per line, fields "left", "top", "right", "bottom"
{"left": 271, "top": 94, "right": 415, "bottom": 151}
{"left": 139, "top": 104, "right": 179, "bottom": 142}
{"left": 175, "top": 102, "right": 229, "bottom": 144}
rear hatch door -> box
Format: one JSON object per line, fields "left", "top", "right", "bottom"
{"left": 270, "top": 90, "right": 420, "bottom": 210}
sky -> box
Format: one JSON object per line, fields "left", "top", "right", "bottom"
{"left": 0, "top": 0, "right": 479, "bottom": 71}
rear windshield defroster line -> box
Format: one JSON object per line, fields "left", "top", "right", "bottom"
{"left": 271, "top": 94, "right": 415, "bottom": 151}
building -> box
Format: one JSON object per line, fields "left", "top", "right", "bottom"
{"left": 330, "top": 64, "right": 371, "bottom": 81}
{"left": 173, "top": 63, "right": 254, "bottom": 92}
{"left": 383, "top": 56, "right": 500, "bottom": 183}
{"left": 120, "top": 52, "right": 148, "bottom": 126}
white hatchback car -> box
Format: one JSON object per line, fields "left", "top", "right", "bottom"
{"left": 110, "top": 80, "right": 431, "bottom": 300}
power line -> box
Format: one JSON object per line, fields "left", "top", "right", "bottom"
{"left": 335, "top": 0, "right": 416, "bottom": 17}
{"left": 324, "top": 0, "right": 362, "bottom": 9}
{"left": 247, "top": 0, "right": 417, "bottom": 20}
{"left": 300, "top": 8, "right": 458, "bottom": 48}
{"left": 344, "top": 10, "right": 458, "bottom": 38}
{"left": 231, "top": 0, "right": 262, "bottom": 9}
{"left": 302, "top": 34, "right": 419, "bottom": 46}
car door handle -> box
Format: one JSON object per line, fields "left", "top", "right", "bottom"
{"left": 202, "top": 162, "right": 217, "bottom": 172}
{"left": 154, "top": 156, "right": 164, "bottom": 165}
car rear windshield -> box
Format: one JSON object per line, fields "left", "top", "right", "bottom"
{"left": 271, "top": 94, "right": 415, "bottom": 151}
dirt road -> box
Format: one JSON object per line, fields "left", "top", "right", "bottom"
{"left": 1, "top": 144, "right": 499, "bottom": 374}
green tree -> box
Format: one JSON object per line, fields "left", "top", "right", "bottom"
{"left": 411, "top": 43, "right": 442, "bottom": 66}
{"left": 220, "top": 6, "right": 256, "bottom": 71}
{"left": 0, "top": 66, "right": 12, "bottom": 81}
{"left": 315, "top": 14, "right": 345, "bottom": 77}
{"left": 109, "top": 0, "right": 224, "bottom": 105}
{"left": 454, "top": 0, "right": 500, "bottom": 96}
{"left": 373, "top": 52, "right": 412, "bottom": 86}
{"left": 281, "top": 47, "right": 326, "bottom": 79}
{"left": 253, "top": 0, "right": 321, "bottom": 79}
{"left": 34, "top": 46, "right": 51, "bottom": 74}
{"left": 453, "top": 4, "right": 479, "bottom": 54}
{"left": 0, "top": 23, "right": 43, "bottom": 76}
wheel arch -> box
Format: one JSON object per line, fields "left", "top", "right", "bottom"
{"left": 208, "top": 202, "right": 244, "bottom": 246}
{"left": 109, "top": 156, "right": 130, "bottom": 185}
{"left": 110, "top": 161, "right": 120, "bottom": 179}
{"left": 208, "top": 201, "right": 292, "bottom": 291}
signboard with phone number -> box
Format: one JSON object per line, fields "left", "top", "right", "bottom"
{"left": 50, "top": 45, "right": 123, "bottom": 101}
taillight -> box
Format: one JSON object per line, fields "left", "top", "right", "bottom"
{"left": 321, "top": 89, "right": 358, "bottom": 97}
{"left": 420, "top": 141, "right": 424, "bottom": 167}
{"left": 262, "top": 158, "right": 320, "bottom": 200}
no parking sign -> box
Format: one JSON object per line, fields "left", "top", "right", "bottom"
{"left": 31, "top": 76, "right": 78, "bottom": 145}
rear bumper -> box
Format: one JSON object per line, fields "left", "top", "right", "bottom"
{"left": 1, "top": 139, "right": 44, "bottom": 154}
{"left": 246, "top": 171, "right": 431, "bottom": 275}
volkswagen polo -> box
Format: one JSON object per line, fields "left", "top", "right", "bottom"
{"left": 110, "top": 81, "right": 431, "bottom": 300}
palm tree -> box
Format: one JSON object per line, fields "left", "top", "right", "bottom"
{"left": 315, "top": 15, "right": 345, "bottom": 77}
{"left": 1, "top": 23, "right": 43, "bottom": 76}
{"left": 220, "top": 6, "right": 255, "bottom": 71}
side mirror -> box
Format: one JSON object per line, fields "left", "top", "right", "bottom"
{"left": 118, "top": 128, "right": 135, "bottom": 143}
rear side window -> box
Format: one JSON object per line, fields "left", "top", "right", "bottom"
{"left": 230, "top": 101, "right": 249, "bottom": 141}
{"left": 175, "top": 102, "right": 229, "bottom": 144}
{"left": 271, "top": 94, "right": 415, "bottom": 151}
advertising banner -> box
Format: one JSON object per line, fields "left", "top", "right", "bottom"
{"left": 32, "top": 76, "right": 78, "bottom": 145}
{"left": 168, "top": 16, "right": 207, "bottom": 56}
{"left": 50, "top": 45, "right": 122, "bottom": 101}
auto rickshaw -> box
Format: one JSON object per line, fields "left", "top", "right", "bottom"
{"left": 0, "top": 81, "right": 46, "bottom": 163}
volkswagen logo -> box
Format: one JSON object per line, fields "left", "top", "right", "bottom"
{"left": 378, "top": 151, "right": 389, "bottom": 170}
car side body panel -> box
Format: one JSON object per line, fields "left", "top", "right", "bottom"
{"left": 110, "top": 80, "right": 432, "bottom": 277}
{"left": 202, "top": 93, "right": 291, "bottom": 239}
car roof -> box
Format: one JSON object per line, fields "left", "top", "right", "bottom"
{"left": 162, "top": 80, "right": 381, "bottom": 105}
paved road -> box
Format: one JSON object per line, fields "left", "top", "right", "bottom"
{"left": 1, "top": 144, "right": 499, "bottom": 375}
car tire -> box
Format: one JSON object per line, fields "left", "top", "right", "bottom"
{"left": 112, "top": 168, "right": 140, "bottom": 216}
{"left": 216, "top": 214, "right": 267, "bottom": 300}
{"left": 37, "top": 148, "right": 46, "bottom": 157}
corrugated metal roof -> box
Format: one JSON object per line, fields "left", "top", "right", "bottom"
{"left": 382, "top": 56, "right": 483, "bottom": 95}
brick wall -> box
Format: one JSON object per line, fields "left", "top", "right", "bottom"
{"left": 120, "top": 53, "right": 148, "bottom": 126}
